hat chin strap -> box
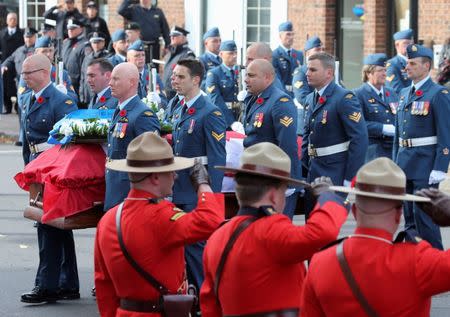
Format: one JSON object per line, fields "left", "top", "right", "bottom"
{"left": 129, "top": 173, "right": 151, "bottom": 183}
{"left": 355, "top": 203, "right": 402, "bottom": 215}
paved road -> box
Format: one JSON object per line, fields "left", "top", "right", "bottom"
{"left": 0, "top": 144, "right": 449, "bottom": 316}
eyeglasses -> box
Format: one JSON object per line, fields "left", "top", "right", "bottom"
{"left": 21, "top": 69, "right": 44, "bottom": 76}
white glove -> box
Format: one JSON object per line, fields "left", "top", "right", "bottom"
{"left": 343, "top": 179, "right": 352, "bottom": 187}
{"left": 293, "top": 98, "right": 304, "bottom": 110}
{"left": 230, "top": 121, "right": 245, "bottom": 134}
{"left": 55, "top": 83, "right": 67, "bottom": 94}
{"left": 237, "top": 90, "right": 247, "bottom": 102}
{"left": 146, "top": 91, "right": 161, "bottom": 104}
{"left": 429, "top": 170, "right": 447, "bottom": 185}
{"left": 382, "top": 124, "right": 395, "bottom": 136}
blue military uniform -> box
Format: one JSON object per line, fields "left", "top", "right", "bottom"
{"left": 243, "top": 83, "right": 301, "bottom": 218}
{"left": 105, "top": 95, "right": 160, "bottom": 211}
{"left": 273, "top": 22, "right": 303, "bottom": 96}
{"left": 393, "top": 44, "right": 450, "bottom": 249}
{"left": 165, "top": 94, "right": 183, "bottom": 123}
{"left": 172, "top": 93, "right": 226, "bottom": 291}
{"left": 162, "top": 26, "right": 196, "bottom": 100}
{"left": 354, "top": 53, "right": 399, "bottom": 161}
{"left": 88, "top": 87, "right": 117, "bottom": 109}
{"left": 205, "top": 40, "right": 239, "bottom": 127}
{"left": 386, "top": 29, "right": 414, "bottom": 94}
{"left": 21, "top": 83, "right": 79, "bottom": 301}
{"left": 199, "top": 27, "right": 222, "bottom": 91}
{"left": 108, "top": 29, "right": 127, "bottom": 67}
{"left": 292, "top": 36, "right": 323, "bottom": 136}
{"left": 302, "top": 81, "right": 368, "bottom": 187}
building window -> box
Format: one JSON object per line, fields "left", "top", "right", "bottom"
{"left": 246, "top": 0, "right": 271, "bottom": 46}
{"left": 26, "top": 0, "right": 45, "bottom": 29}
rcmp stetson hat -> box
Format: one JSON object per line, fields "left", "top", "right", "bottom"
{"left": 406, "top": 44, "right": 433, "bottom": 60}
{"left": 35, "top": 36, "right": 53, "bottom": 48}
{"left": 203, "top": 27, "right": 220, "bottom": 41}
{"left": 215, "top": 142, "right": 308, "bottom": 186}
{"left": 304, "top": 36, "right": 322, "bottom": 51}
{"left": 393, "top": 29, "right": 413, "bottom": 41}
{"left": 220, "top": 40, "right": 237, "bottom": 52}
{"left": 106, "top": 132, "right": 194, "bottom": 173}
{"left": 170, "top": 26, "right": 189, "bottom": 37}
{"left": 279, "top": 21, "right": 293, "bottom": 32}
{"left": 363, "top": 53, "right": 387, "bottom": 66}
{"left": 330, "top": 157, "right": 429, "bottom": 202}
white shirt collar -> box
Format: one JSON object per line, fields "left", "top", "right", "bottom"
{"left": 206, "top": 50, "right": 218, "bottom": 58}
{"left": 33, "top": 82, "right": 52, "bottom": 98}
{"left": 118, "top": 94, "right": 137, "bottom": 110}
{"left": 316, "top": 81, "right": 332, "bottom": 96}
{"left": 97, "top": 86, "right": 110, "bottom": 98}
{"left": 7, "top": 27, "right": 16, "bottom": 33}
{"left": 117, "top": 54, "right": 126, "bottom": 61}
{"left": 367, "top": 82, "right": 384, "bottom": 96}
{"left": 185, "top": 91, "right": 203, "bottom": 108}
{"left": 413, "top": 75, "right": 430, "bottom": 91}
{"left": 280, "top": 44, "right": 291, "bottom": 53}
{"left": 222, "top": 63, "right": 232, "bottom": 71}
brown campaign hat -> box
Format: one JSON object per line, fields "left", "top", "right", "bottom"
{"left": 330, "top": 157, "right": 430, "bottom": 202}
{"left": 215, "top": 142, "right": 308, "bottom": 186}
{"left": 106, "top": 132, "right": 194, "bottom": 173}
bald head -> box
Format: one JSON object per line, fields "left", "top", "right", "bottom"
{"left": 22, "top": 54, "right": 52, "bottom": 92}
{"left": 110, "top": 62, "right": 140, "bottom": 102}
{"left": 6, "top": 12, "right": 18, "bottom": 28}
{"left": 246, "top": 42, "right": 273, "bottom": 66}
{"left": 245, "top": 59, "right": 275, "bottom": 95}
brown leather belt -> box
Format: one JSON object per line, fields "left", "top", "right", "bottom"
{"left": 225, "top": 308, "right": 299, "bottom": 317}
{"left": 120, "top": 298, "right": 162, "bottom": 313}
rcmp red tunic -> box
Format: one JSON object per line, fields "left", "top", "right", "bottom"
{"left": 94, "top": 189, "right": 224, "bottom": 317}
{"left": 200, "top": 192, "right": 349, "bottom": 316}
{"left": 301, "top": 227, "right": 450, "bottom": 317}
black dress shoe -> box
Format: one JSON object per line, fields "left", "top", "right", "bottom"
{"left": 14, "top": 141, "right": 22, "bottom": 146}
{"left": 58, "top": 289, "right": 80, "bottom": 300}
{"left": 21, "top": 287, "right": 59, "bottom": 303}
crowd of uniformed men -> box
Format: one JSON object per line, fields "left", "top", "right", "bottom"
{"left": 2, "top": 0, "right": 450, "bottom": 316}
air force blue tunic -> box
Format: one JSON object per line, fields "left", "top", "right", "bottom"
{"left": 205, "top": 64, "right": 239, "bottom": 127}
{"left": 354, "top": 83, "right": 398, "bottom": 161}
{"left": 302, "top": 81, "right": 368, "bottom": 186}
{"left": 104, "top": 96, "right": 160, "bottom": 211}
{"left": 386, "top": 55, "right": 411, "bottom": 94}
{"left": 272, "top": 46, "right": 303, "bottom": 96}
{"left": 88, "top": 87, "right": 117, "bottom": 110}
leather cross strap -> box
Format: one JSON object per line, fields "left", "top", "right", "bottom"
{"left": 115, "top": 202, "right": 169, "bottom": 295}
{"left": 336, "top": 242, "right": 379, "bottom": 317}
{"left": 214, "top": 216, "right": 258, "bottom": 302}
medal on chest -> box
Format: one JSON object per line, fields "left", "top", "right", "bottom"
{"left": 411, "top": 101, "right": 429, "bottom": 116}
{"left": 188, "top": 119, "right": 195, "bottom": 134}
{"left": 254, "top": 113, "right": 264, "bottom": 128}
{"left": 389, "top": 102, "right": 398, "bottom": 114}
{"left": 321, "top": 110, "right": 328, "bottom": 124}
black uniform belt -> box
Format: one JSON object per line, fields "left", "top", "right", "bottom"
{"left": 225, "top": 308, "right": 299, "bottom": 317}
{"left": 120, "top": 298, "right": 162, "bottom": 313}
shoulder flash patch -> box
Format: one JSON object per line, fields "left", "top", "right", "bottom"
{"left": 345, "top": 93, "right": 354, "bottom": 99}
{"left": 65, "top": 100, "right": 73, "bottom": 105}
{"left": 144, "top": 111, "right": 154, "bottom": 116}
{"left": 213, "top": 111, "right": 222, "bottom": 116}
{"left": 279, "top": 97, "right": 289, "bottom": 102}
{"left": 170, "top": 211, "right": 187, "bottom": 221}
{"left": 442, "top": 89, "right": 449, "bottom": 94}
{"left": 207, "top": 85, "right": 215, "bottom": 93}
{"left": 386, "top": 74, "right": 395, "bottom": 82}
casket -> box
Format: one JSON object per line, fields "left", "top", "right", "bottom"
{"left": 23, "top": 183, "right": 103, "bottom": 230}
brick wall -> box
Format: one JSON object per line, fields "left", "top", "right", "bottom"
{"left": 288, "top": 0, "right": 337, "bottom": 55}
{"left": 418, "top": 0, "right": 450, "bottom": 46}
{"left": 363, "top": 0, "right": 388, "bottom": 55}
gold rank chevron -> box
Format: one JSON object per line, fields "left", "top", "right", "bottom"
{"left": 280, "top": 116, "right": 293, "bottom": 127}
{"left": 348, "top": 112, "right": 362, "bottom": 123}
{"left": 211, "top": 131, "right": 224, "bottom": 141}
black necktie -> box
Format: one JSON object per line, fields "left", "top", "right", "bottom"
{"left": 93, "top": 94, "right": 98, "bottom": 105}
{"left": 30, "top": 95, "right": 36, "bottom": 108}
{"left": 410, "top": 86, "right": 416, "bottom": 99}
{"left": 315, "top": 92, "right": 320, "bottom": 105}
{"left": 378, "top": 92, "right": 383, "bottom": 101}
{"left": 287, "top": 50, "right": 291, "bottom": 57}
